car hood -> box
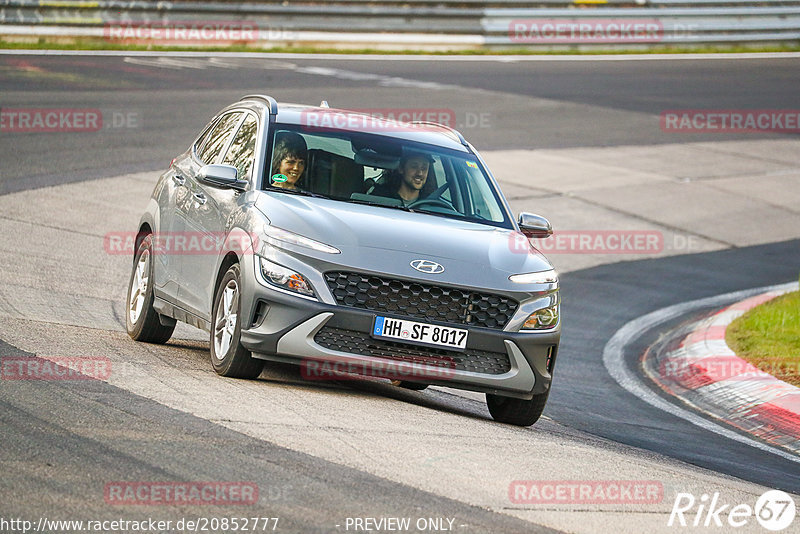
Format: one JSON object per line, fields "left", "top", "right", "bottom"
{"left": 253, "top": 193, "right": 553, "bottom": 285}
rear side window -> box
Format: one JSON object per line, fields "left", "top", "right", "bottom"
{"left": 198, "top": 112, "right": 243, "bottom": 165}
{"left": 222, "top": 114, "right": 258, "bottom": 180}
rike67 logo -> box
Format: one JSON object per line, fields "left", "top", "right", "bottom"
{"left": 668, "top": 490, "right": 796, "bottom": 531}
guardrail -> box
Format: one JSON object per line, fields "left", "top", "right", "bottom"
{"left": 1, "top": 0, "right": 799, "bottom": 49}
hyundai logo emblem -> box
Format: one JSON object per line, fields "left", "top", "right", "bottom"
{"left": 410, "top": 259, "right": 445, "bottom": 274}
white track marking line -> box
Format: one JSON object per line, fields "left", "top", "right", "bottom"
{"left": 603, "top": 281, "right": 800, "bottom": 464}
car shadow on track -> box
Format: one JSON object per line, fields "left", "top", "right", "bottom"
{"left": 160, "top": 336, "right": 504, "bottom": 425}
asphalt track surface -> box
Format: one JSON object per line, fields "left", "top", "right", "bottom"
{"left": 1, "top": 53, "right": 800, "bottom": 531}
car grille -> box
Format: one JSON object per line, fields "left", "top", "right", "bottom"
{"left": 324, "top": 271, "right": 518, "bottom": 329}
{"left": 313, "top": 326, "right": 512, "bottom": 375}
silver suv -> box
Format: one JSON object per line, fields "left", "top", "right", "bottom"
{"left": 126, "top": 95, "right": 560, "bottom": 426}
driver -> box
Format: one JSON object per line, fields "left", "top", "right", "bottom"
{"left": 371, "top": 153, "right": 436, "bottom": 205}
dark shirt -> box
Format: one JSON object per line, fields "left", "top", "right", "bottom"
{"left": 370, "top": 183, "right": 429, "bottom": 206}
{"left": 370, "top": 183, "right": 403, "bottom": 202}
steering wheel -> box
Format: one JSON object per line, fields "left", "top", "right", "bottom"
{"left": 409, "top": 182, "right": 457, "bottom": 211}
{"left": 408, "top": 197, "right": 458, "bottom": 211}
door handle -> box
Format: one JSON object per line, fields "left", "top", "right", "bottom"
{"left": 192, "top": 192, "right": 207, "bottom": 205}
{"left": 172, "top": 174, "right": 185, "bottom": 186}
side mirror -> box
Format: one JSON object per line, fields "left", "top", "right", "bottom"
{"left": 518, "top": 212, "right": 553, "bottom": 239}
{"left": 198, "top": 164, "right": 248, "bottom": 191}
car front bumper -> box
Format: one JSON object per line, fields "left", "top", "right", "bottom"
{"left": 239, "top": 271, "right": 560, "bottom": 400}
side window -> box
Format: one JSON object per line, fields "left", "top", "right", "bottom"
{"left": 462, "top": 163, "right": 503, "bottom": 222}
{"left": 198, "top": 112, "right": 243, "bottom": 165}
{"left": 222, "top": 114, "right": 258, "bottom": 180}
{"left": 193, "top": 120, "right": 216, "bottom": 157}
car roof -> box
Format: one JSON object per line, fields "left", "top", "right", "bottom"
{"left": 236, "top": 97, "right": 470, "bottom": 153}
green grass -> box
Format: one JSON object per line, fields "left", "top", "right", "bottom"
{"left": 726, "top": 288, "right": 800, "bottom": 387}
{"left": 2, "top": 37, "right": 800, "bottom": 55}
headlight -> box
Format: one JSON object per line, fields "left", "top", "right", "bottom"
{"left": 257, "top": 256, "right": 316, "bottom": 298}
{"left": 262, "top": 225, "right": 340, "bottom": 255}
{"left": 522, "top": 301, "right": 559, "bottom": 330}
{"left": 509, "top": 269, "right": 558, "bottom": 285}
{"left": 521, "top": 292, "right": 559, "bottom": 330}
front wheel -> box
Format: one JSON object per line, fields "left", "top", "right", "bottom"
{"left": 210, "top": 264, "right": 264, "bottom": 379}
{"left": 486, "top": 391, "right": 549, "bottom": 426}
{"left": 126, "top": 234, "right": 175, "bottom": 344}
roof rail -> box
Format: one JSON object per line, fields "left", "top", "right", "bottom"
{"left": 239, "top": 94, "right": 279, "bottom": 115}
{"left": 410, "top": 120, "right": 468, "bottom": 146}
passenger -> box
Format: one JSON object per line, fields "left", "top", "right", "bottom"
{"left": 371, "top": 153, "right": 436, "bottom": 205}
{"left": 270, "top": 132, "right": 307, "bottom": 190}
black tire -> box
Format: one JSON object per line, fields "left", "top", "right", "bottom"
{"left": 126, "top": 234, "right": 175, "bottom": 344}
{"left": 390, "top": 380, "right": 429, "bottom": 391}
{"left": 210, "top": 264, "right": 264, "bottom": 379}
{"left": 486, "top": 391, "right": 549, "bottom": 426}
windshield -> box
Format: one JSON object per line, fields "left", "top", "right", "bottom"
{"left": 263, "top": 125, "right": 510, "bottom": 227}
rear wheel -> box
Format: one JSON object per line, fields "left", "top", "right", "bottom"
{"left": 210, "top": 264, "right": 264, "bottom": 379}
{"left": 486, "top": 391, "right": 549, "bottom": 426}
{"left": 126, "top": 234, "right": 175, "bottom": 344}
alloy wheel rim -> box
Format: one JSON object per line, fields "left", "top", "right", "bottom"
{"left": 214, "top": 279, "right": 239, "bottom": 359}
{"left": 128, "top": 249, "right": 150, "bottom": 324}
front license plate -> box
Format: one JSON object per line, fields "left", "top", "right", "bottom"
{"left": 372, "top": 316, "right": 468, "bottom": 350}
